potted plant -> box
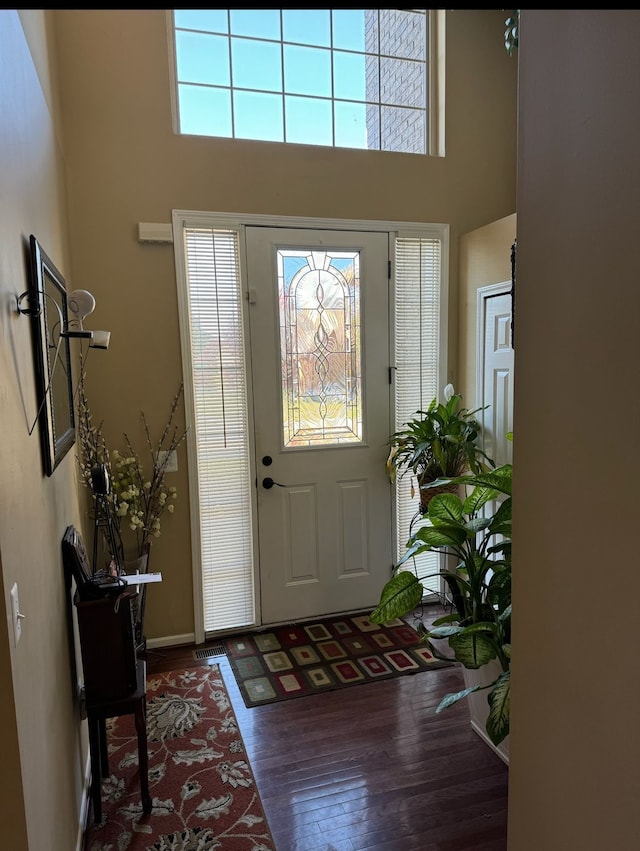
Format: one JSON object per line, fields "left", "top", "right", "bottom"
{"left": 386, "top": 385, "right": 495, "bottom": 513}
{"left": 370, "top": 462, "right": 512, "bottom": 752}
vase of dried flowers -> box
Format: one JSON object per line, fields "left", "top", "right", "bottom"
{"left": 76, "top": 357, "right": 187, "bottom": 569}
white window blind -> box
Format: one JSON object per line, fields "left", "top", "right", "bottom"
{"left": 394, "top": 236, "right": 442, "bottom": 594}
{"left": 183, "top": 227, "right": 255, "bottom": 632}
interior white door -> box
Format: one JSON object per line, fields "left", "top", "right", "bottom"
{"left": 245, "top": 227, "right": 392, "bottom": 625}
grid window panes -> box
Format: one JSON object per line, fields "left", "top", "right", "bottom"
{"left": 172, "top": 9, "right": 428, "bottom": 153}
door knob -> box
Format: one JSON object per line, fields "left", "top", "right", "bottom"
{"left": 262, "top": 477, "right": 286, "bottom": 489}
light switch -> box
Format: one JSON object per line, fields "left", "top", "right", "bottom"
{"left": 157, "top": 449, "right": 178, "bottom": 472}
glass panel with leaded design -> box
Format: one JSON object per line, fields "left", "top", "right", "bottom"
{"left": 277, "top": 247, "right": 362, "bottom": 447}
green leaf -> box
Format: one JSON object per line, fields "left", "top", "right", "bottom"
{"left": 409, "top": 521, "right": 468, "bottom": 548}
{"left": 486, "top": 671, "right": 510, "bottom": 745}
{"left": 465, "top": 516, "right": 492, "bottom": 535}
{"left": 412, "top": 525, "right": 466, "bottom": 548}
{"left": 491, "top": 497, "right": 512, "bottom": 524}
{"left": 488, "top": 571, "right": 511, "bottom": 610}
{"left": 449, "top": 630, "right": 498, "bottom": 668}
{"left": 427, "top": 624, "right": 463, "bottom": 639}
{"left": 426, "top": 492, "right": 463, "bottom": 522}
{"left": 431, "top": 612, "right": 463, "bottom": 626}
{"left": 445, "top": 464, "right": 512, "bottom": 496}
{"left": 436, "top": 685, "right": 480, "bottom": 712}
{"left": 396, "top": 539, "right": 425, "bottom": 566}
{"left": 369, "top": 571, "right": 423, "bottom": 623}
{"left": 463, "top": 484, "right": 500, "bottom": 515}
{"left": 437, "top": 671, "right": 510, "bottom": 747}
{"left": 456, "top": 620, "right": 499, "bottom": 635}
{"left": 499, "top": 604, "right": 511, "bottom": 621}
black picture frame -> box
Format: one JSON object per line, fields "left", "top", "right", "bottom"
{"left": 28, "top": 235, "right": 76, "bottom": 476}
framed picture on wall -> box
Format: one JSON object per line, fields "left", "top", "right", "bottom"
{"left": 27, "top": 235, "right": 76, "bottom": 476}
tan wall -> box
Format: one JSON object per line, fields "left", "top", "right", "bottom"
{"left": 458, "top": 213, "right": 516, "bottom": 408}
{"left": 509, "top": 10, "right": 640, "bottom": 850}
{"left": 52, "top": 9, "right": 517, "bottom": 643}
{"left": 0, "top": 10, "right": 88, "bottom": 851}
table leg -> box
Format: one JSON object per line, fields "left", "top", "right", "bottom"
{"left": 134, "top": 701, "right": 152, "bottom": 814}
{"left": 98, "top": 717, "right": 109, "bottom": 777}
{"left": 87, "top": 715, "right": 102, "bottom": 825}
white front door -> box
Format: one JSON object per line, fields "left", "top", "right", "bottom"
{"left": 245, "top": 227, "right": 392, "bottom": 624}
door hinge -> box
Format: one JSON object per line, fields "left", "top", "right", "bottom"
{"left": 388, "top": 259, "right": 392, "bottom": 280}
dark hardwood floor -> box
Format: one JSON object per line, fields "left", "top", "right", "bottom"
{"left": 145, "top": 605, "right": 508, "bottom": 851}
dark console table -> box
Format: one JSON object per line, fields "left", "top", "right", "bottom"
{"left": 75, "top": 590, "right": 152, "bottom": 824}
{"left": 62, "top": 526, "right": 160, "bottom": 824}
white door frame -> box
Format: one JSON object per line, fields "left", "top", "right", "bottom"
{"left": 173, "top": 210, "right": 449, "bottom": 643}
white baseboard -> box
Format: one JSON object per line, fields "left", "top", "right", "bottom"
{"left": 75, "top": 749, "right": 92, "bottom": 851}
{"left": 146, "top": 632, "right": 195, "bottom": 649}
{"left": 469, "top": 718, "right": 510, "bottom": 766}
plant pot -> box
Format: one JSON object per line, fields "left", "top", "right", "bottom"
{"left": 123, "top": 551, "right": 150, "bottom": 655}
{"left": 462, "top": 660, "right": 510, "bottom": 765}
{"left": 418, "top": 480, "right": 458, "bottom": 514}
{"left": 124, "top": 552, "right": 149, "bottom": 575}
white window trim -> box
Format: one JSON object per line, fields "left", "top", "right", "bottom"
{"left": 165, "top": 10, "right": 445, "bottom": 156}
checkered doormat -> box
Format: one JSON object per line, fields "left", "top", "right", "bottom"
{"left": 224, "top": 611, "right": 453, "bottom": 707}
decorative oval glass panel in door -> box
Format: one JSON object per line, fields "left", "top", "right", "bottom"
{"left": 278, "top": 248, "right": 362, "bottom": 447}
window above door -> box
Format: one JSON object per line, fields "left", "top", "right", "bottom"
{"left": 169, "top": 9, "right": 441, "bottom": 155}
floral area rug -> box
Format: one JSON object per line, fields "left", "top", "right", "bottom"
{"left": 224, "top": 611, "right": 453, "bottom": 707}
{"left": 82, "top": 665, "right": 275, "bottom": 851}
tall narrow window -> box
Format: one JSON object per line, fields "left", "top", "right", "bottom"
{"left": 394, "top": 236, "right": 442, "bottom": 593}
{"left": 182, "top": 227, "right": 255, "bottom": 631}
